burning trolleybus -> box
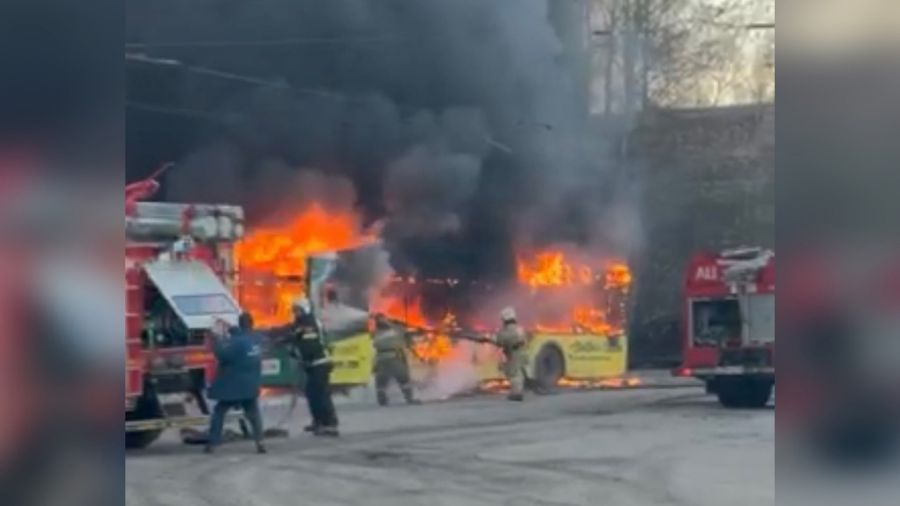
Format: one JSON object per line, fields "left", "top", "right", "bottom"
{"left": 375, "top": 252, "right": 634, "bottom": 392}
{"left": 252, "top": 246, "right": 634, "bottom": 396}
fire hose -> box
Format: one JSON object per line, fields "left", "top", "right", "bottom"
{"left": 396, "top": 322, "right": 540, "bottom": 392}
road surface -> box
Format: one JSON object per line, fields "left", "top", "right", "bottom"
{"left": 126, "top": 385, "right": 773, "bottom": 506}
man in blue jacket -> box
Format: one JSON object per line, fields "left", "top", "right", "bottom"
{"left": 205, "top": 313, "right": 267, "bottom": 454}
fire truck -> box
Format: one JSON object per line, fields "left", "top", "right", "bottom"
{"left": 675, "top": 247, "right": 775, "bottom": 408}
{"left": 125, "top": 173, "right": 246, "bottom": 448}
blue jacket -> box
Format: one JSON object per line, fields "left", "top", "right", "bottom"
{"left": 208, "top": 330, "right": 263, "bottom": 402}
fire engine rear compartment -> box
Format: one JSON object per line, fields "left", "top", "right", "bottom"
{"left": 127, "top": 260, "right": 242, "bottom": 448}
{"left": 690, "top": 293, "right": 775, "bottom": 348}
{"left": 691, "top": 297, "right": 742, "bottom": 347}
{"left": 688, "top": 296, "right": 774, "bottom": 408}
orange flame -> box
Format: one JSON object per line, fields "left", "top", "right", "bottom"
{"left": 605, "top": 262, "right": 632, "bottom": 291}
{"left": 479, "top": 378, "right": 510, "bottom": 392}
{"left": 234, "top": 203, "right": 374, "bottom": 328}
{"left": 371, "top": 294, "right": 429, "bottom": 328}
{"left": 481, "top": 376, "right": 640, "bottom": 392}
{"left": 517, "top": 251, "right": 597, "bottom": 288}
{"left": 516, "top": 250, "right": 631, "bottom": 335}
{"left": 410, "top": 332, "right": 454, "bottom": 362}
{"left": 557, "top": 376, "right": 642, "bottom": 389}
{"left": 371, "top": 292, "right": 457, "bottom": 361}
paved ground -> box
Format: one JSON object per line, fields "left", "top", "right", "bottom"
{"left": 126, "top": 384, "right": 773, "bottom": 506}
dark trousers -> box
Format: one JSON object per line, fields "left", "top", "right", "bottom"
{"left": 375, "top": 355, "right": 415, "bottom": 403}
{"left": 305, "top": 364, "right": 338, "bottom": 428}
{"left": 207, "top": 398, "right": 263, "bottom": 447}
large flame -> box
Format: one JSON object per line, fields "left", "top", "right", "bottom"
{"left": 371, "top": 292, "right": 457, "bottom": 362}
{"left": 410, "top": 331, "right": 455, "bottom": 362}
{"left": 517, "top": 251, "right": 596, "bottom": 288}
{"left": 371, "top": 292, "right": 429, "bottom": 328}
{"left": 516, "top": 250, "right": 631, "bottom": 335}
{"left": 234, "top": 203, "right": 374, "bottom": 328}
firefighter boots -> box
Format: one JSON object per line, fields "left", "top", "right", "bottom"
{"left": 402, "top": 387, "right": 420, "bottom": 405}
{"left": 315, "top": 426, "right": 340, "bottom": 437}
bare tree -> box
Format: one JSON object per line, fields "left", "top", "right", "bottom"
{"left": 590, "top": 0, "right": 774, "bottom": 110}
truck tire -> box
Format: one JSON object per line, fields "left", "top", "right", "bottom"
{"left": 716, "top": 378, "right": 772, "bottom": 409}
{"left": 742, "top": 381, "right": 774, "bottom": 408}
{"left": 716, "top": 381, "right": 744, "bottom": 408}
{"left": 126, "top": 383, "right": 164, "bottom": 450}
{"left": 126, "top": 429, "right": 163, "bottom": 450}
{"left": 533, "top": 345, "right": 565, "bottom": 391}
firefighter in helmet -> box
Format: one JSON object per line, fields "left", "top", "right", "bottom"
{"left": 290, "top": 297, "right": 339, "bottom": 436}
{"left": 495, "top": 306, "right": 528, "bottom": 401}
{"left": 372, "top": 313, "right": 420, "bottom": 406}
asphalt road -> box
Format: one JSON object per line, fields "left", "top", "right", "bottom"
{"left": 126, "top": 386, "right": 774, "bottom": 506}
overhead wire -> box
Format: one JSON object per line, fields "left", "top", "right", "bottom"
{"left": 126, "top": 36, "right": 403, "bottom": 50}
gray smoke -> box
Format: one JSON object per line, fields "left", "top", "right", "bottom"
{"left": 129, "top": 0, "right": 634, "bottom": 291}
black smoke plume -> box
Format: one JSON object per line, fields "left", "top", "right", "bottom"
{"left": 126, "top": 0, "right": 635, "bottom": 286}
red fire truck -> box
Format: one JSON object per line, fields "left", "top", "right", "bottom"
{"left": 675, "top": 247, "right": 775, "bottom": 408}
{"left": 125, "top": 173, "right": 246, "bottom": 448}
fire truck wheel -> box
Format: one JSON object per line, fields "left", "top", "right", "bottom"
{"left": 126, "top": 429, "right": 163, "bottom": 450}
{"left": 126, "top": 387, "right": 164, "bottom": 449}
{"left": 717, "top": 378, "right": 772, "bottom": 409}
{"left": 533, "top": 345, "right": 565, "bottom": 391}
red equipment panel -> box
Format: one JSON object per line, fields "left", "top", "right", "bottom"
{"left": 680, "top": 248, "right": 775, "bottom": 374}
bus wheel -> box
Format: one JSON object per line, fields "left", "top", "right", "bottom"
{"left": 533, "top": 345, "right": 565, "bottom": 391}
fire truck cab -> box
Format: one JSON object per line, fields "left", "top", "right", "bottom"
{"left": 676, "top": 247, "right": 775, "bottom": 408}
{"left": 126, "top": 200, "right": 245, "bottom": 448}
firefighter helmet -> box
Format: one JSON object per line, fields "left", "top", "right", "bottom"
{"left": 500, "top": 306, "right": 517, "bottom": 322}
{"left": 292, "top": 297, "right": 312, "bottom": 315}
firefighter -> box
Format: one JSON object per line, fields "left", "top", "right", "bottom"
{"left": 372, "top": 313, "right": 420, "bottom": 406}
{"left": 496, "top": 307, "right": 528, "bottom": 401}
{"left": 205, "top": 313, "right": 267, "bottom": 454}
{"left": 290, "top": 297, "right": 340, "bottom": 437}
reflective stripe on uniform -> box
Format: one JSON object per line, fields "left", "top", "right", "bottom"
{"left": 310, "top": 356, "right": 331, "bottom": 366}
{"left": 300, "top": 330, "right": 320, "bottom": 340}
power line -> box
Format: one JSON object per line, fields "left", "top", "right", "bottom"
{"left": 126, "top": 101, "right": 230, "bottom": 121}
{"left": 126, "top": 54, "right": 517, "bottom": 153}
{"left": 126, "top": 52, "right": 350, "bottom": 100}
{"left": 125, "top": 36, "right": 403, "bottom": 50}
